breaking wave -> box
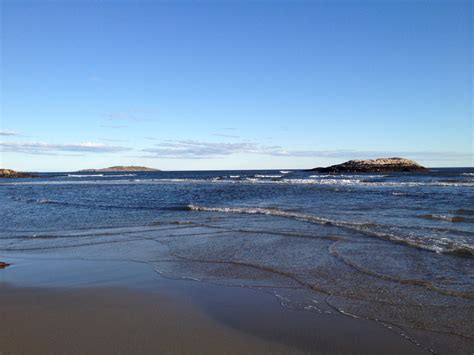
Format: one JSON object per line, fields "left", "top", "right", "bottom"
{"left": 3, "top": 175, "right": 473, "bottom": 188}
{"left": 187, "top": 205, "right": 474, "bottom": 257}
{"left": 66, "top": 174, "right": 136, "bottom": 178}
{"left": 417, "top": 214, "right": 474, "bottom": 223}
{"left": 67, "top": 174, "right": 104, "bottom": 177}
{"left": 253, "top": 174, "right": 282, "bottom": 178}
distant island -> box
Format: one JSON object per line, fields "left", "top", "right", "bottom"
{"left": 78, "top": 166, "right": 160, "bottom": 172}
{"left": 310, "top": 158, "right": 428, "bottom": 173}
{"left": 0, "top": 169, "right": 35, "bottom": 178}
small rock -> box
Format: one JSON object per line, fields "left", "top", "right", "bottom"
{"left": 0, "top": 261, "right": 11, "bottom": 268}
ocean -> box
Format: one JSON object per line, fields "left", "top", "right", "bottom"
{"left": 1, "top": 168, "right": 473, "bottom": 351}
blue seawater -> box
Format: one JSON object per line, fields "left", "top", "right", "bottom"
{"left": 1, "top": 168, "right": 473, "bottom": 351}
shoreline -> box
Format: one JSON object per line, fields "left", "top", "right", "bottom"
{"left": 0, "top": 256, "right": 427, "bottom": 354}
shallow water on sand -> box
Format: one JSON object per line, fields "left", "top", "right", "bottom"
{"left": 1, "top": 168, "right": 473, "bottom": 352}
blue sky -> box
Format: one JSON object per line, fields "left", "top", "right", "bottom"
{"left": 1, "top": 0, "right": 472, "bottom": 171}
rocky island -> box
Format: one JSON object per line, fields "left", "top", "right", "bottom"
{"left": 0, "top": 169, "right": 35, "bottom": 178}
{"left": 310, "top": 158, "right": 428, "bottom": 173}
{"left": 79, "top": 166, "right": 160, "bottom": 172}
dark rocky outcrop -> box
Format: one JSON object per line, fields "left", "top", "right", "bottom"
{"left": 0, "top": 261, "right": 11, "bottom": 268}
{"left": 310, "top": 158, "right": 428, "bottom": 173}
{"left": 79, "top": 166, "right": 160, "bottom": 172}
{"left": 0, "top": 169, "right": 34, "bottom": 178}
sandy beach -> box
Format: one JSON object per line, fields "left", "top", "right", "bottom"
{"left": 0, "top": 285, "right": 297, "bottom": 354}
{"left": 0, "top": 257, "right": 428, "bottom": 354}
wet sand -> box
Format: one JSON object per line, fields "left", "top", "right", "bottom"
{"left": 0, "top": 285, "right": 300, "bottom": 354}
{"left": 0, "top": 257, "right": 427, "bottom": 354}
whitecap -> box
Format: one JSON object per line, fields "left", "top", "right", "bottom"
{"left": 187, "top": 205, "right": 474, "bottom": 256}
{"left": 254, "top": 175, "right": 282, "bottom": 178}
{"left": 67, "top": 174, "right": 104, "bottom": 178}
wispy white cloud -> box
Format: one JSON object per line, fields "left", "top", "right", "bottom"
{"left": 140, "top": 139, "right": 471, "bottom": 162}
{"left": 0, "top": 130, "right": 19, "bottom": 136}
{"left": 142, "top": 140, "right": 263, "bottom": 159}
{"left": 0, "top": 141, "right": 131, "bottom": 155}
{"left": 268, "top": 149, "right": 473, "bottom": 161}
{"left": 2, "top": 138, "right": 469, "bottom": 163}
{"left": 212, "top": 133, "right": 240, "bottom": 139}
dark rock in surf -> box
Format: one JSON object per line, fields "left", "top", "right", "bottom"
{"left": 310, "top": 158, "right": 428, "bottom": 173}
{"left": 0, "top": 261, "right": 11, "bottom": 268}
